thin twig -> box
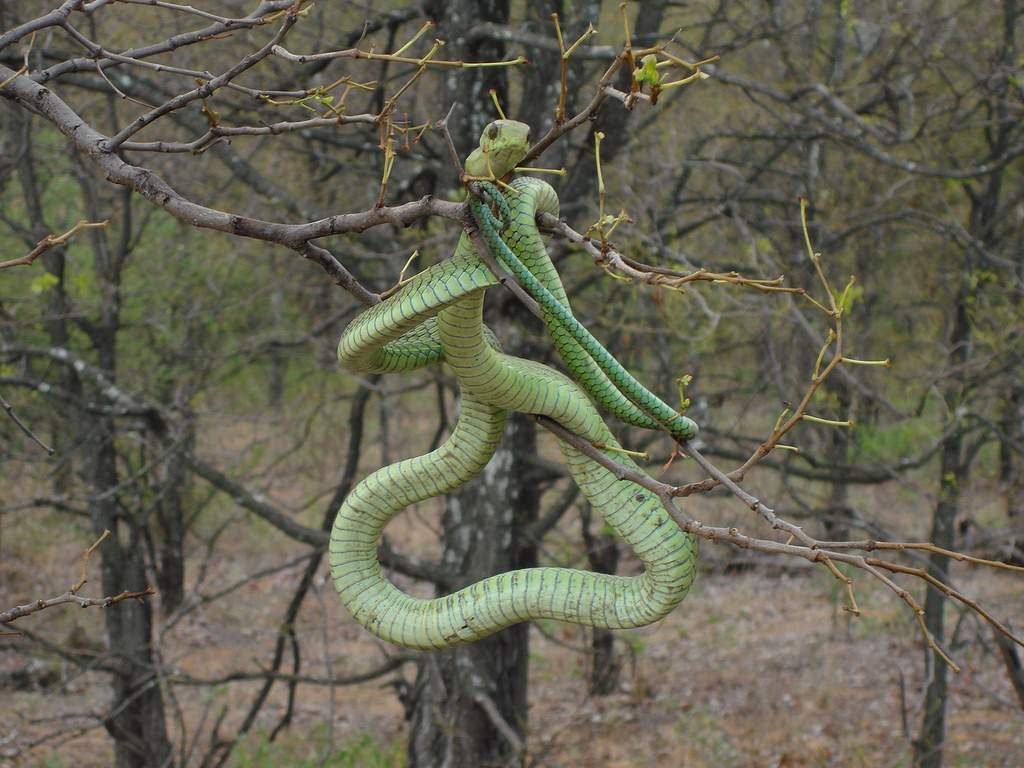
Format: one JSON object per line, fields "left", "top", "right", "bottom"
{"left": 0, "top": 390, "right": 55, "bottom": 454}
{"left": 1, "top": 529, "right": 157, "bottom": 626}
{"left": 540, "top": 213, "right": 803, "bottom": 295}
{"left": 1, "top": 587, "right": 156, "bottom": 625}
{"left": 532, "top": 413, "right": 1024, "bottom": 670}
{"left": 271, "top": 43, "right": 524, "bottom": 69}
{"left": 71, "top": 529, "right": 111, "bottom": 592}
{"left": 0, "top": 220, "right": 109, "bottom": 270}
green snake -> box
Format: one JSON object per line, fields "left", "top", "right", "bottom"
{"left": 329, "top": 120, "right": 698, "bottom": 650}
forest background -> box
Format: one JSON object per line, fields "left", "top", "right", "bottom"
{"left": 0, "top": 1, "right": 1022, "bottom": 767}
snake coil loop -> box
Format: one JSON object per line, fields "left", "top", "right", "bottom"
{"left": 330, "top": 121, "right": 698, "bottom": 650}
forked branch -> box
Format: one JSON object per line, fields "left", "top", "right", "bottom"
{"left": 0, "top": 530, "right": 156, "bottom": 631}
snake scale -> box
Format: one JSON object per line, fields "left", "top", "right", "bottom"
{"left": 330, "top": 120, "right": 698, "bottom": 650}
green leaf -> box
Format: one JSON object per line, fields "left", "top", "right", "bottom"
{"left": 29, "top": 273, "right": 59, "bottom": 294}
{"left": 633, "top": 54, "right": 660, "bottom": 88}
{"left": 839, "top": 283, "right": 863, "bottom": 314}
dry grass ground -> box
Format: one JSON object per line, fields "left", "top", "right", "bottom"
{"left": 2, "top": 514, "right": 1021, "bottom": 767}
{"left": 2, "top": 402, "right": 1022, "bottom": 767}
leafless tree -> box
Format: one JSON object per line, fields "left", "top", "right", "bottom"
{"left": 2, "top": 2, "right": 1022, "bottom": 767}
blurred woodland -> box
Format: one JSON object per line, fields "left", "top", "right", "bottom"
{"left": 0, "top": 1, "right": 1023, "bottom": 767}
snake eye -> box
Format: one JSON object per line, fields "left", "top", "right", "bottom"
{"left": 487, "top": 124, "right": 499, "bottom": 141}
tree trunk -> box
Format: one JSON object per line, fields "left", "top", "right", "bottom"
{"left": 10, "top": 108, "right": 79, "bottom": 492}
{"left": 913, "top": 290, "right": 970, "bottom": 768}
{"left": 423, "top": 0, "right": 511, "bottom": 154}
{"left": 10, "top": 105, "right": 173, "bottom": 765}
{"left": 580, "top": 500, "right": 621, "bottom": 695}
{"left": 994, "top": 630, "right": 1024, "bottom": 711}
{"left": 407, "top": 4, "right": 540, "bottom": 766}
{"left": 586, "top": 537, "right": 621, "bottom": 696}
{"left": 560, "top": 1, "right": 668, "bottom": 205}
{"left": 999, "top": 374, "right": 1024, "bottom": 519}
{"left": 408, "top": 409, "right": 538, "bottom": 767}
{"left": 91, "top": 414, "right": 173, "bottom": 768}
{"left": 153, "top": 417, "right": 193, "bottom": 615}
{"left": 80, "top": 178, "right": 173, "bottom": 767}
{"left": 267, "top": 275, "right": 287, "bottom": 409}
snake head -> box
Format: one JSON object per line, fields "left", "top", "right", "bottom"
{"left": 464, "top": 120, "right": 531, "bottom": 180}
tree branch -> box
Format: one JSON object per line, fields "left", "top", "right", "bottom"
{"left": 532, "top": 413, "right": 1024, "bottom": 671}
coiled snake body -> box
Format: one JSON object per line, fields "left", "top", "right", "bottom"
{"left": 330, "top": 120, "right": 698, "bottom": 650}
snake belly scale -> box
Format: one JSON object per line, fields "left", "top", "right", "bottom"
{"left": 330, "top": 120, "right": 697, "bottom": 650}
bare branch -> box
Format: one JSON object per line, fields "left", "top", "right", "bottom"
{"left": 0, "top": 0, "right": 78, "bottom": 53}
{"left": 0, "top": 587, "right": 157, "bottom": 626}
{"left": 119, "top": 115, "right": 378, "bottom": 153}
{"left": 0, "top": 390, "right": 54, "bottom": 454}
{"left": 102, "top": 9, "right": 300, "bottom": 150}
{"left": 532, "top": 413, "right": 1024, "bottom": 670}
{"left": 709, "top": 67, "right": 1024, "bottom": 180}
{"left": 0, "top": 219, "right": 108, "bottom": 270}
{"left": 168, "top": 655, "right": 414, "bottom": 688}
{"left": 270, "top": 43, "right": 525, "bottom": 69}
{"left": 0, "top": 64, "right": 465, "bottom": 300}
{"left": 1, "top": 529, "right": 155, "bottom": 627}
{"left": 34, "top": 0, "right": 296, "bottom": 85}
{"left": 539, "top": 212, "right": 802, "bottom": 295}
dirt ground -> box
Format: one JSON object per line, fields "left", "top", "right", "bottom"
{"left": 2, "top": 422, "right": 1023, "bottom": 767}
